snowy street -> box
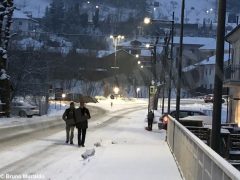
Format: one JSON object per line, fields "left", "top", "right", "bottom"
{"left": 0, "top": 99, "right": 183, "bottom": 180}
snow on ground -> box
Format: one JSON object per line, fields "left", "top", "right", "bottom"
{"left": 0, "top": 98, "right": 228, "bottom": 128}
{"left": 0, "top": 98, "right": 233, "bottom": 179}
{"left": 0, "top": 99, "right": 182, "bottom": 180}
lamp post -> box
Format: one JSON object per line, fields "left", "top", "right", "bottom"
{"left": 110, "top": 35, "right": 124, "bottom": 69}
{"left": 110, "top": 35, "right": 124, "bottom": 91}
{"left": 60, "top": 93, "right": 66, "bottom": 110}
{"left": 176, "top": 0, "right": 185, "bottom": 121}
{"left": 137, "top": 88, "right": 140, "bottom": 98}
{"left": 113, "top": 87, "right": 119, "bottom": 99}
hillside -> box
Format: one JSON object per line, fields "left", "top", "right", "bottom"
{"left": 14, "top": 0, "right": 217, "bottom": 24}
{"left": 151, "top": 0, "right": 217, "bottom": 24}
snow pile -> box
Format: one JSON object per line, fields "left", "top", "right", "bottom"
{"left": 17, "top": 37, "right": 44, "bottom": 50}
{"left": 0, "top": 69, "right": 10, "bottom": 80}
{"left": 81, "top": 148, "right": 95, "bottom": 160}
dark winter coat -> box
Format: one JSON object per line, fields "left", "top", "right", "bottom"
{"left": 147, "top": 111, "right": 154, "bottom": 120}
{"left": 75, "top": 107, "right": 91, "bottom": 129}
{"left": 62, "top": 108, "right": 76, "bottom": 126}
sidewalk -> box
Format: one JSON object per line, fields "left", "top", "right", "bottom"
{"left": 77, "top": 108, "right": 182, "bottom": 180}
{"left": 35, "top": 107, "right": 182, "bottom": 180}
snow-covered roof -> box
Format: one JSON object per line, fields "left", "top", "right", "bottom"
{"left": 183, "top": 54, "right": 230, "bottom": 72}
{"left": 199, "top": 41, "right": 230, "bottom": 50}
{"left": 174, "top": 37, "right": 216, "bottom": 46}
{"left": 198, "top": 54, "right": 229, "bottom": 65}
{"left": 13, "top": 10, "right": 31, "bottom": 20}
{"left": 97, "top": 50, "right": 113, "bottom": 58}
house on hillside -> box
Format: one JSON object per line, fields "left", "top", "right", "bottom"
{"left": 224, "top": 25, "right": 240, "bottom": 126}
{"left": 183, "top": 54, "right": 229, "bottom": 96}
{"left": 11, "top": 10, "right": 39, "bottom": 36}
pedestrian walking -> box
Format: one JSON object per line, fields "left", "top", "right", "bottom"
{"left": 62, "top": 102, "right": 76, "bottom": 144}
{"left": 145, "top": 110, "right": 154, "bottom": 131}
{"left": 75, "top": 101, "right": 91, "bottom": 147}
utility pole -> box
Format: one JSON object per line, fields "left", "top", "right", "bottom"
{"left": 211, "top": 0, "right": 226, "bottom": 153}
{"left": 153, "top": 36, "right": 159, "bottom": 81}
{"left": 176, "top": 0, "right": 185, "bottom": 121}
{"left": 168, "top": 12, "right": 175, "bottom": 114}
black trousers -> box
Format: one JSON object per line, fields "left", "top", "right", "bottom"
{"left": 78, "top": 128, "right": 86, "bottom": 145}
{"left": 148, "top": 119, "right": 153, "bottom": 129}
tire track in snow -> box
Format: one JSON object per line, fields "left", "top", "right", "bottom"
{"left": 0, "top": 105, "right": 146, "bottom": 175}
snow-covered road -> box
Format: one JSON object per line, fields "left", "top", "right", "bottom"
{"left": 0, "top": 100, "right": 182, "bottom": 180}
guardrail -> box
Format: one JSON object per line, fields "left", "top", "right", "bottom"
{"left": 167, "top": 116, "right": 240, "bottom": 180}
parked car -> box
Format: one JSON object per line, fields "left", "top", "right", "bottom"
{"left": 158, "top": 109, "right": 207, "bottom": 130}
{"left": 204, "top": 94, "right": 225, "bottom": 103}
{"left": 11, "top": 101, "right": 40, "bottom": 118}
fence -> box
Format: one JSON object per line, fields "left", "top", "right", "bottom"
{"left": 167, "top": 116, "right": 240, "bottom": 180}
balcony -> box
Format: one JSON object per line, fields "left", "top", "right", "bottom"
{"left": 224, "top": 64, "right": 240, "bottom": 87}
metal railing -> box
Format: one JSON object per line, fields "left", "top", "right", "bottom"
{"left": 167, "top": 116, "right": 240, "bottom": 180}
{"left": 224, "top": 64, "right": 240, "bottom": 82}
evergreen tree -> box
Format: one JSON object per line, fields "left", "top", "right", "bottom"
{"left": 93, "top": 7, "right": 99, "bottom": 29}
{"left": 43, "top": 0, "right": 65, "bottom": 32}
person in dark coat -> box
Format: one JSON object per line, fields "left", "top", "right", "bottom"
{"left": 75, "top": 101, "right": 91, "bottom": 147}
{"left": 62, "top": 102, "right": 76, "bottom": 144}
{"left": 146, "top": 110, "right": 154, "bottom": 131}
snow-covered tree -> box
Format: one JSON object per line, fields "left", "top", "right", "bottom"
{"left": 0, "top": 0, "right": 14, "bottom": 117}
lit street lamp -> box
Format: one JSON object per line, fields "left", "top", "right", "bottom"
{"left": 60, "top": 93, "right": 66, "bottom": 110}
{"left": 136, "top": 88, "right": 140, "bottom": 98}
{"left": 110, "top": 35, "right": 125, "bottom": 69}
{"left": 113, "top": 87, "right": 119, "bottom": 95}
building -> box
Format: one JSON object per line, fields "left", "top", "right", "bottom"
{"left": 224, "top": 25, "right": 240, "bottom": 126}
{"left": 11, "top": 10, "right": 39, "bottom": 36}
{"left": 183, "top": 54, "right": 229, "bottom": 96}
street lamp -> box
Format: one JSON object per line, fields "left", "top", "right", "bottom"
{"left": 60, "top": 93, "right": 66, "bottom": 110}
{"left": 144, "top": 17, "right": 151, "bottom": 24}
{"left": 140, "top": 65, "right": 144, "bottom": 69}
{"left": 113, "top": 87, "right": 119, "bottom": 95}
{"left": 137, "top": 88, "right": 140, "bottom": 98}
{"left": 138, "top": 61, "right": 141, "bottom": 65}
{"left": 135, "top": 54, "right": 139, "bottom": 58}
{"left": 110, "top": 35, "right": 125, "bottom": 69}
